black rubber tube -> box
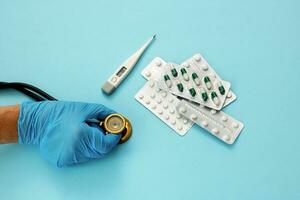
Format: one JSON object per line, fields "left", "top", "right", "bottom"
{"left": 0, "top": 82, "right": 57, "bottom": 101}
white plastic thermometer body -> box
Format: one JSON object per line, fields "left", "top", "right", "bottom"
{"left": 102, "top": 35, "right": 156, "bottom": 95}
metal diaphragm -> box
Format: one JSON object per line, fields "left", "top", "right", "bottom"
{"left": 104, "top": 114, "right": 126, "bottom": 134}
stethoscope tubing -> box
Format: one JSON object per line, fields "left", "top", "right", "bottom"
{"left": 0, "top": 82, "right": 57, "bottom": 101}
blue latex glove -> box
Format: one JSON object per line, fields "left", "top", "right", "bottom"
{"left": 18, "top": 101, "right": 121, "bottom": 167}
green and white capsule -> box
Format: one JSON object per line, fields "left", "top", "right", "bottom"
{"left": 180, "top": 68, "right": 189, "bottom": 81}
{"left": 171, "top": 68, "right": 178, "bottom": 77}
{"left": 177, "top": 83, "right": 184, "bottom": 92}
{"left": 164, "top": 75, "right": 172, "bottom": 88}
{"left": 192, "top": 73, "right": 201, "bottom": 86}
{"left": 204, "top": 76, "right": 212, "bottom": 90}
{"left": 189, "top": 88, "right": 196, "bottom": 97}
{"left": 216, "top": 82, "right": 225, "bottom": 95}
{"left": 199, "top": 88, "right": 208, "bottom": 102}
{"left": 211, "top": 91, "right": 220, "bottom": 106}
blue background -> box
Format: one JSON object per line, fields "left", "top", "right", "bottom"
{"left": 0, "top": 0, "right": 299, "bottom": 199}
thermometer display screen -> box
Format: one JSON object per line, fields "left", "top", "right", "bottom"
{"left": 116, "top": 67, "right": 127, "bottom": 77}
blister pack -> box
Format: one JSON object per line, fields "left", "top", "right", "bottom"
{"left": 137, "top": 54, "right": 244, "bottom": 144}
{"left": 155, "top": 62, "right": 231, "bottom": 110}
{"left": 135, "top": 81, "right": 194, "bottom": 136}
{"left": 141, "top": 57, "right": 236, "bottom": 108}
{"left": 182, "top": 53, "right": 238, "bottom": 104}
{"left": 176, "top": 100, "right": 244, "bottom": 144}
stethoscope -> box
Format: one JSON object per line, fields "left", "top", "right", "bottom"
{"left": 0, "top": 81, "right": 132, "bottom": 144}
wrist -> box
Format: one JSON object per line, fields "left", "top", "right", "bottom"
{"left": 0, "top": 105, "right": 19, "bottom": 144}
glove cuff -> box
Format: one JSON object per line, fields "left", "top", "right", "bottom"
{"left": 18, "top": 101, "right": 40, "bottom": 144}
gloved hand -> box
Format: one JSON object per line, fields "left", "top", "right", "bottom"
{"left": 18, "top": 101, "right": 121, "bottom": 167}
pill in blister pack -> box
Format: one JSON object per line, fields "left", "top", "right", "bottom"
{"left": 135, "top": 81, "right": 194, "bottom": 136}
{"left": 141, "top": 57, "right": 236, "bottom": 108}
{"left": 176, "top": 100, "right": 244, "bottom": 144}
{"left": 155, "top": 62, "right": 231, "bottom": 110}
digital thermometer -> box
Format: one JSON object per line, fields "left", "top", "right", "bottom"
{"left": 102, "top": 35, "right": 156, "bottom": 95}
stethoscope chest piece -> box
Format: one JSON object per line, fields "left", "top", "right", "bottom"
{"left": 100, "top": 114, "right": 132, "bottom": 144}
